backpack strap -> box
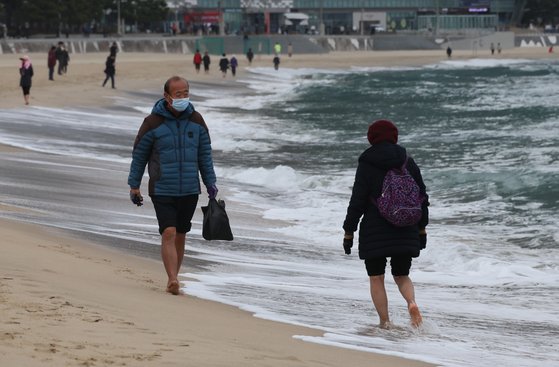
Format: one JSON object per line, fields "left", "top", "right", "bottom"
{"left": 400, "top": 155, "right": 409, "bottom": 171}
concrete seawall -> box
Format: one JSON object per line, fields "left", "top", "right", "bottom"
{"left": 0, "top": 32, "right": 545, "bottom": 55}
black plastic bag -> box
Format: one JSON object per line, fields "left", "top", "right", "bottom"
{"left": 201, "top": 198, "right": 234, "bottom": 241}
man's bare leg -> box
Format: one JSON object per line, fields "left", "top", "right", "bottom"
{"left": 175, "top": 233, "right": 186, "bottom": 274}
{"left": 393, "top": 275, "right": 422, "bottom": 327}
{"left": 161, "top": 227, "right": 180, "bottom": 295}
{"left": 370, "top": 275, "right": 390, "bottom": 328}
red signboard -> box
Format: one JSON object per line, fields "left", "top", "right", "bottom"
{"left": 184, "top": 11, "right": 220, "bottom": 24}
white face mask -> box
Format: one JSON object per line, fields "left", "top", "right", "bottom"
{"left": 171, "top": 97, "right": 190, "bottom": 112}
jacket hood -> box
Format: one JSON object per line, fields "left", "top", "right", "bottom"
{"left": 359, "top": 142, "right": 407, "bottom": 170}
{"left": 151, "top": 98, "right": 194, "bottom": 120}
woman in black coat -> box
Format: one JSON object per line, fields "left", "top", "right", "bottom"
{"left": 19, "top": 55, "right": 34, "bottom": 105}
{"left": 102, "top": 55, "right": 116, "bottom": 89}
{"left": 343, "top": 119, "right": 429, "bottom": 329}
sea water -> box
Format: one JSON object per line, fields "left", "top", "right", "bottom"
{"left": 0, "top": 58, "right": 558, "bottom": 367}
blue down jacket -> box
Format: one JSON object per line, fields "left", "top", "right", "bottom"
{"left": 127, "top": 98, "right": 216, "bottom": 196}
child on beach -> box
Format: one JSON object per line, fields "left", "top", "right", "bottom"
{"left": 342, "top": 119, "right": 429, "bottom": 329}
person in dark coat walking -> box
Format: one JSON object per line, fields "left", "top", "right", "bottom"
{"left": 102, "top": 55, "right": 116, "bottom": 88}
{"left": 219, "top": 53, "right": 229, "bottom": 78}
{"left": 273, "top": 54, "right": 280, "bottom": 70}
{"left": 55, "top": 42, "right": 64, "bottom": 75}
{"left": 19, "top": 55, "right": 34, "bottom": 105}
{"left": 229, "top": 55, "right": 238, "bottom": 77}
{"left": 246, "top": 48, "right": 254, "bottom": 65}
{"left": 110, "top": 41, "right": 118, "bottom": 58}
{"left": 202, "top": 51, "right": 211, "bottom": 74}
{"left": 60, "top": 46, "right": 70, "bottom": 74}
{"left": 343, "top": 119, "right": 429, "bottom": 329}
{"left": 47, "top": 46, "right": 56, "bottom": 81}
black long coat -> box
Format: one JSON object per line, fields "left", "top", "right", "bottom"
{"left": 343, "top": 142, "right": 429, "bottom": 260}
{"left": 19, "top": 66, "right": 33, "bottom": 88}
{"left": 104, "top": 57, "right": 115, "bottom": 76}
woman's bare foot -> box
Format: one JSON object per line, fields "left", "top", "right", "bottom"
{"left": 166, "top": 280, "right": 180, "bottom": 295}
{"left": 379, "top": 320, "right": 392, "bottom": 330}
{"left": 408, "top": 303, "right": 423, "bottom": 327}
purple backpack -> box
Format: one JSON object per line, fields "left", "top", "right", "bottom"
{"left": 374, "top": 156, "right": 424, "bottom": 227}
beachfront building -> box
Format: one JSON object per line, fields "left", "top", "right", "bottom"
{"left": 177, "top": 0, "right": 523, "bottom": 35}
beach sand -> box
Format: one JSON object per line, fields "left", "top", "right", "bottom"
{"left": 0, "top": 47, "right": 553, "bottom": 366}
{"left": 0, "top": 215, "right": 433, "bottom": 367}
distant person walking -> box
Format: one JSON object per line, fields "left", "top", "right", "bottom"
{"left": 287, "top": 42, "right": 293, "bottom": 57}
{"left": 497, "top": 43, "right": 502, "bottom": 54}
{"left": 446, "top": 46, "right": 452, "bottom": 58}
{"left": 343, "top": 119, "right": 429, "bottom": 329}
{"left": 193, "top": 49, "right": 202, "bottom": 73}
{"left": 47, "top": 46, "right": 56, "bottom": 81}
{"left": 56, "top": 43, "right": 70, "bottom": 75}
{"left": 246, "top": 48, "right": 254, "bottom": 65}
{"left": 202, "top": 51, "right": 211, "bottom": 74}
{"left": 55, "top": 42, "right": 65, "bottom": 75}
{"left": 230, "top": 55, "right": 238, "bottom": 77}
{"left": 273, "top": 54, "right": 280, "bottom": 70}
{"left": 490, "top": 42, "right": 495, "bottom": 55}
{"left": 274, "top": 42, "right": 282, "bottom": 55}
{"left": 102, "top": 55, "right": 116, "bottom": 89}
{"left": 110, "top": 41, "right": 118, "bottom": 58}
{"left": 19, "top": 55, "right": 33, "bottom": 105}
{"left": 219, "top": 53, "right": 229, "bottom": 78}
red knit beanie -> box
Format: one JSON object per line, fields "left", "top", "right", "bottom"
{"left": 367, "top": 119, "right": 398, "bottom": 145}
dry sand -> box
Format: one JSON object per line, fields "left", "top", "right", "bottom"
{"left": 0, "top": 47, "right": 554, "bottom": 366}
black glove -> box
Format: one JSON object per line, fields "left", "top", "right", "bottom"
{"left": 419, "top": 232, "right": 427, "bottom": 249}
{"left": 343, "top": 233, "right": 353, "bottom": 255}
{"left": 130, "top": 192, "right": 143, "bottom": 207}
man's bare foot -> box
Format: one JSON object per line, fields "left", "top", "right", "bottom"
{"left": 408, "top": 303, "right": 423, "bottom": 328}
{"left": 166, "top": 280, "right": 180, "bottom": 295}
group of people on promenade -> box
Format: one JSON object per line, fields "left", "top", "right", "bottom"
{"left": 192, "top": 41, "right": 290, "bottom": 76}
{"left": 127, "top": 75, "right": 429, "bottom": 330}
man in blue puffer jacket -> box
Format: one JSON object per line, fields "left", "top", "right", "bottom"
{"left": 128, "top": 75, "right": 217, "bottom": 295}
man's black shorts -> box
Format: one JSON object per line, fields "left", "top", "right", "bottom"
{"left": 365, "top": 256, "right": 412, "bottom": 277}
{"left": 151, "top": 195, "right": 198, "bottom": 235}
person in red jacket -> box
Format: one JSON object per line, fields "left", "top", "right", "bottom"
{"left": 193, "top": 49, "right": 202, "bottom": 74}
{"left": 47, "top": 46, "right": 56, "bottom": 81}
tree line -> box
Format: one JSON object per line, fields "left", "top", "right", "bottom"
{"left": 0, "top": 0, "right": 168, "bottom": 37}
{"left": 522, "top": 0, "right": 559, "bottom": 28}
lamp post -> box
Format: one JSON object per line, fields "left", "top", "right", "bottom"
{"left": 117, "top": 0, "right": 121, "bottom": 35}
{"left": 319, "top": 0, "right": 324, "bottom": 35}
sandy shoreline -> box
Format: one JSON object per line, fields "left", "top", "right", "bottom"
{"left": 1, "top": 48, "right": 555, "bottom": 366}
{"left": 0, "top": 216, "right": 434, "bottom": 366}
